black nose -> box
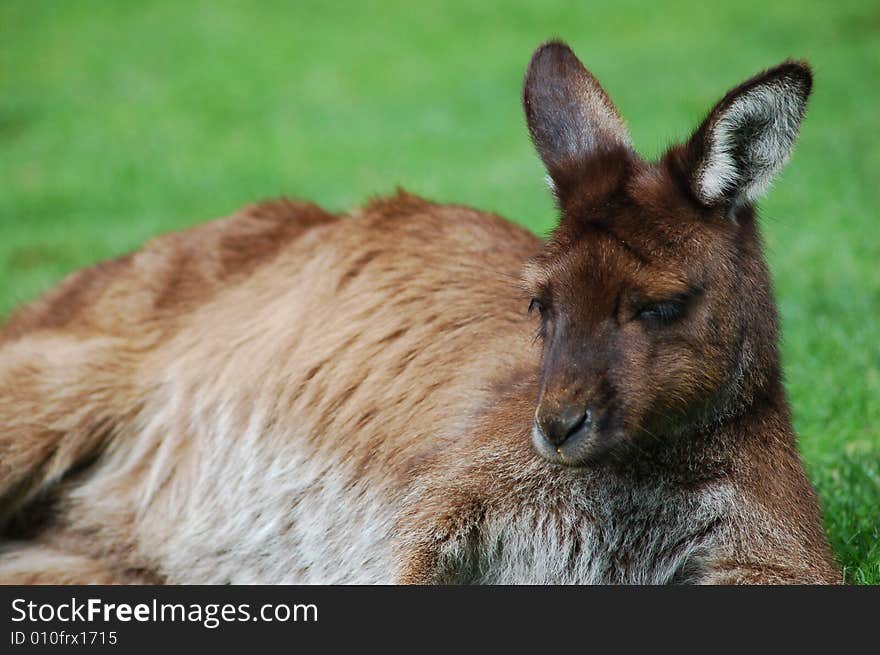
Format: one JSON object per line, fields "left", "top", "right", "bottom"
{"left": 537, "top": 406, "right": 591, "bottom": 447}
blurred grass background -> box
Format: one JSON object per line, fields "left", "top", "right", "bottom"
{"left": 1, "top": 1, "right": 877, "bottom": 583}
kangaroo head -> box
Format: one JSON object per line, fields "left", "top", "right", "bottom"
{"left": 522, "top": 41, "right": 812, "bottom": 466}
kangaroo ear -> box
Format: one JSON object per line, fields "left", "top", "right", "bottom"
{"left": 684, "top": 61, "right": 813, "bottom": 212}
{"left": 523, "top": 41, "right": 631, "bottom": 190}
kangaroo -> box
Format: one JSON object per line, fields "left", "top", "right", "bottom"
{"left": 0, "top": 41, "right": 840, "bottom": 584}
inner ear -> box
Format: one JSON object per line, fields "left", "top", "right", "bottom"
{"left": 683, "top": 61, "right": 813, "bottom": 212}
{"left": 523, "top": 41, "right": 632, "bottom": 188}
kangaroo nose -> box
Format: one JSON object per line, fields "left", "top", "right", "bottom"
{"left": 536, "top": 405, "right": 591, "bottom": 447}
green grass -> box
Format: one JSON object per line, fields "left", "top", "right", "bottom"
{"left": 1, "top": 1, "right": 877, "bottom": 583}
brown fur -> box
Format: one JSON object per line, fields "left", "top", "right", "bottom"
{"left": 0, "top": 43, "right": 839, "bottom": 584}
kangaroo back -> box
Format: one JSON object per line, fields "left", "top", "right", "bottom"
{"left": 0, "top": 199, "right": 337, "bottom": 524}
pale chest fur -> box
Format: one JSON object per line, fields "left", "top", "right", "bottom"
{"left": 65, "top": 388, "right": 735, "bottom": 584}
{"left": 81, "top": 410, "right": 731, "bottom": 584}
{"left": 461, "top": 480, "right": 733, "bottom": 584}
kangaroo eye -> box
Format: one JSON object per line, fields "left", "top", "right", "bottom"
{"left": 633, "top": 284, "right": 703, "bottom": 325}
{"left": 636, "top": 301, "right": 683, "bottom": 324}
{"left": 528, "top": 298, "right": 546, "bottom": 317}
